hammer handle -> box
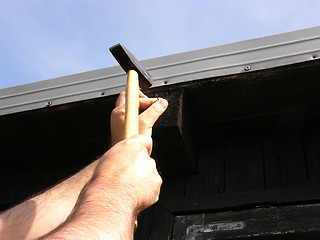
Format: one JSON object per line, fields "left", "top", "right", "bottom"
{"left": 124, "top": 70, "right": 139, "bottom": 139}
{"left": 124, "top": 70, "right": 140, "bottom": 228}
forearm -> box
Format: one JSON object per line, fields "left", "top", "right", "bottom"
{"left": 0, "top": 160, "right": 99, "bottom": 240}
{"left": 0, "top": 93, "right": 167, "bottom": 239}
{"left": 42, "top": 176, "right": 137, "bottom": 240}
{"left": 43, "top": 135, "right": 161, "bottom": 240}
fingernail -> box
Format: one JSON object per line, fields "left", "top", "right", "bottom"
{"left": 159, "top": 99, "right": 168, "bottom": 109}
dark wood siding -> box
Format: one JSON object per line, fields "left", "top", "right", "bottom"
{"left": 1, "top": 60, "right": 320, "bottom": 239}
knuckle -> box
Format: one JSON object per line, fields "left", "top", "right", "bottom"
{"left": 157, "top": 174, "right": 163, "bottom": 185}
{"left": 118, "top": 91, "right": 126, "bottom": 100}
{"left": 115, "top": 92, "right": 126, "bottom": 106}
{"left": 123, "top": 138, "right": 144, "bottom": 152}
{"left": 111, "top": 107, "right": 125, "bottom": 117}
{"left": 152, "top": 103, "right": 163, "bottom": 114}
{"left": 111, "top": 108, "right": 118, "bottom": 116}
{"left": 123, "top": 138, "right": 134, "bottom": 146}
{"left": 139, "top": 118, "right": 153, "bottom": 129}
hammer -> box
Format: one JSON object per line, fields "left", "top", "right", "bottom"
{"left": 109, "top": 44, "right": 153, "bottom": 228}
{"left": 109, "top": 43, "right": 153, "bottom": 139}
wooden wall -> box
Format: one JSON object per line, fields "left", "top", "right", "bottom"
{"left": 137, "top": 60, "right": 320, "bottom": 239}
{"left": 1, "top": 60, "right": 320, "bottom": 239}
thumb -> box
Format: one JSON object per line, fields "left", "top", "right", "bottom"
{"left": 139, "top": 98, "right": 168, "bottom": 132}
{"left": 130, "top": 135, "right": 153, "bottom": 156}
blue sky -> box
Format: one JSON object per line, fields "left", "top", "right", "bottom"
{"left": 0, "top": 0, "right": 320, "bottom": 89}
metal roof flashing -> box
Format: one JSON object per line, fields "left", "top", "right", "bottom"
{"left": 1, "top": 26, "right": 320, "bottom": 116}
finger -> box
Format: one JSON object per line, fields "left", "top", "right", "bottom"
{"left": 139, "top": 98, "right": 168, "bottom": 129}
{"left": 115, "top": 91, "right": 126, "bottom": 107}
{"left": 114, "top": 96, "right": 154, "bottom": 118}
{"left": 139, "top": 90, "right": 148, "bottom": 98}
{"left": 130, "top": 135, "right": 153, "bottom": 156}
{"left": 117, "top": 91, "right": 147, "bottom": 108}
{"left": 139, "top": 98, "right": 159, "bottom": 110}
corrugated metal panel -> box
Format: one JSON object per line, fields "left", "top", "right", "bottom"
{"left": 1, "top": 26, "right": 320, "bottom": 116}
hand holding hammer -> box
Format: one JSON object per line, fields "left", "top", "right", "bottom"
{"left": 109, "top": 44, "right": 156, "bottom": 228}
{"left": 109, "top": 44, "right": 154, "bottom": 139}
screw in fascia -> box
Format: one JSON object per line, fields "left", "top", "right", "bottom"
{"left": 244, "top": 65, "right": 251, "bottom": 71}
{"left": 46, "top": 101, "right": 52, "bottom": 107}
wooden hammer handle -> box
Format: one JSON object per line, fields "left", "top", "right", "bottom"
{"left": 124, "top": 69, "right": 140, "bottom": 229}
{"left": 124, "top": 70, "right": 139, "bottom": 139}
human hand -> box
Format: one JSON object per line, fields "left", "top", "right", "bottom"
{"left": 92, "top": 135, "right": 162, "bottom": 213}
{"left": 110, "top": 91, "right": 168, "bottom": 146}
{"left": 40, "top": 135, "right": 161, "bottom": 240}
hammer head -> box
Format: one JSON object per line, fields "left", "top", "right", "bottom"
{"left": 109, "top": 43, "right": 153, "bottom": 90}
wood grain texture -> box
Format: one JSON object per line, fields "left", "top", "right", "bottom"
{"left": 161, "top": 185, "right": 320, "bottom": 213}
{"left": 151, "top": 88, "right": 197, "bottom": 176}
{"left": 225, "top": 130, "right": 265, "bottom": 193}
{"left": 2, "top": 59, "right": 320, "bottom": 238}
{"left": 173, "top": 203, "right": 320, "bottom": 240}
{"left": 124, "top": 70, "right": 139, "bottom": 139}
{"left": 197, "top": 140, "right": 225, "bottom": 195}
{"left": 303, "top": 120, "right": 320, "bottom": 185}
{"left": 134, "top": 204, "right": 174, "bottom": 240}
{"left": 263, "top": 123, "right": 307, "bottom": 189}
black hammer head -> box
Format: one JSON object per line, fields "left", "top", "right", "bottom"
{"left": 109, "top": 43, "right": 153, "bottom": 90}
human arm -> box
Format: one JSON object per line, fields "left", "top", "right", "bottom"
{"left": 41, "top": 135, "right": 161, "bottom": 240}
{"left": 0, "top": 161, "right": 99, "bottom": 240}
{"left": 0, "top": 92, "right": 168, "bottom": 240}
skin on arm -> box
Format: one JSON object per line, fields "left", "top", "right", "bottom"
{"left": 0, "top": 161, "right": 99, "bottom": 240}
{"left": 41, "top": 135, "right": 161, "bottom": 240}
{"left": 0, "top": 92, "right": 168, "bottom": 240}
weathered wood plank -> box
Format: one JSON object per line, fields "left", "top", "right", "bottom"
{"left": 172, "top": 203, "right": 320, "bottom": 240}
{"left": 135, "top": 204, "right": 174, "bottom": 240}
{"left": 186, "top": 60, "right": 320, "bottom": 133}
{"left": 225, "top": 130, "right": 265, "bottom": 193}
{"left": 263, "top": 123, "right": 307, "bottom": 189}
{"left": 161, "top": 186, "right": 320, "bottom": 213}
{"left": 160, "top": 176, "right": 186, "bottom": 200}
{"left": 173, "top": 214, "right": 204, "bottom": 240}
{"left": 303, "top": 120, "right": 320, "bottom": 185}
{"left": 185, "top": 136, "right": 225, "bottom": 200}
{"left": 197, "top": 140, "right": 225, "bottom": 195}
{"left": 185, "top": 174, "right": 205, "bottom": 201}
{"left": 151, "top": 88, "right": 197, "bottom": 176}
{"left": 0, "top": 162, "right": 28, "bottom": 209}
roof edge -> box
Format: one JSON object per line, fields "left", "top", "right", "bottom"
{"left": 1, "top": 26, "right": 320, "bottom": 116}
